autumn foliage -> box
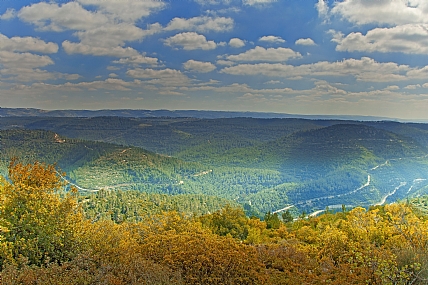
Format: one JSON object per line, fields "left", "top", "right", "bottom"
{"left": 1, "top": 161, "right": 428, "bottom": 284}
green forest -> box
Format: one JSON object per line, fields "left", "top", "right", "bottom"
{"left": 1, "top": 160, "right": 428, "bottom": 284}
{"left": 2, "top": 116, "right": 428, "bottom": 216}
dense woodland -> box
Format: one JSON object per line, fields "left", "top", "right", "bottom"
{"left": 1, "top": 161, "right": 428, "bottom": 284}
{"left": 2, "top": 116, "right": 428, "bottom": 216}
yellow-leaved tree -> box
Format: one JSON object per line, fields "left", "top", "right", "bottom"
{"left": 0, "top": 159, "right": 84, "bottom": 268}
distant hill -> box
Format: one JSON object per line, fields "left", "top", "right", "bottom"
{"left": 2, "top": 118, "right": 428, "bottom": 216}
{"left": 0, "top": 129, "right": 205, "bottom": 194}
{"left": 0, "top": 107, "right": 399, "bottom": 121}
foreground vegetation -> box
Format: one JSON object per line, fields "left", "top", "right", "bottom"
{"left": 1, "top": 161, "right": 428, "bottom": 284}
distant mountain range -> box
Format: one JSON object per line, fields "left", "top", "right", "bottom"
{"left": 0, "top": 107, "right": 413, "bottom": 122}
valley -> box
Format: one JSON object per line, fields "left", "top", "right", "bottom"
{"left": 1, "top": 115, "right": 428, "bottom": 217}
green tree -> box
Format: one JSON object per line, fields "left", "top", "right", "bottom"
{"left": 199, "top": 205, "right": 249, "bottom": 240}
{"left": 264, "top": 212, "right": 281, "bottom": 229}
{"left": 282, "top": 210, "right": 294, "bottom": 223}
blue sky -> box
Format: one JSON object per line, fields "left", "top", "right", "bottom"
{"left": 1, "top": 0, "right": 428, "bottom": 120}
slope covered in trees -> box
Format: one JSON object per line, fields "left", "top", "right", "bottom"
{"left": 2, "top": 117, "right": 428, "bottom": 215}
{"left": 1, "top": 161, "right": 428, "bottom": 284}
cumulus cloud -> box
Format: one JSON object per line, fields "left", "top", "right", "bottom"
{"left": 0, "top": 51, "right": 54, "bottom": 69}
{"left": 331, "top": 25, "right": 428, "bottom": 54}
{"left": 113, "top": 55, "right": 159, "bottom": 66}
{"left": 18, "top": 2, "right": 109, "bottom": 32}
{"left": 0, "top": 51, "right": 80, "bottom": 83}
{"left": 239, "top": 93, "right": 266, "bottom": 102}
{"left": 183, "top": 60, "right": 216, "bottom": 73}
{"left": 225, "top": 46, "right": 301, "bottom": 62}
{"left": 164, "top": 32, "right": 217, "bottom": 50}
{"left": 0, "top": 33, "right": 58, "bottom": 53}
{"left": 331, "top": 0, "right": 428, "bottom": 26}
{"left": 0, "top": 68, "right": 79, "bottom": 82}
{"left": 77, "top": 0, "right": 165, "bottom": 23}
{"left": 229, "top": 38, "right": 246, "bottom": 48}
{"left": 0, "top": 8, "right": 16, "bottom": 20}
{"left": 59, "top": 78, "right": 140, "bottom": 91}
{"left": 220, "top": 57, "right": 410, "bottom": 82}
{"left": 126, "top": 68, "right": 191, "bottom": 86}
{"left": 62, "top": 41, "right": 140, "bottom": 57}
{"left": 315, "top": 0, "right": 329, "bottom": 20}
{"left": 16, "top": 1, "right": 163, "bottom": 57}
{"left": 259, "top": 35, "right": 285, "bottom": 43}
{"left": 407, "top": 66, "right": 428, "bottom": 79}
{"left": 74, "top": 23, "right": 161, "bottom": 48}
{"left": 165, "top": 16, "right": 234, "bottom": 32}
{"left": 404, "top": 84, "right": 421, "bottom": 90}
{"left": 295, "top": 38, "right": 316, "bottom": 46}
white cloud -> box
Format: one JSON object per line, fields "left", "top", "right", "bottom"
{"left": 404, "top": 84, "right": 421, "bottom": 89}
{"left": 165, "top": 16, "right": 234, "bottom": 32}
{"left": 183, "top": 60, "right": 216, "bottom": 73}
{"left": 77, "top": 0, "right": 165, "bottom": 23}
{"left": 315, "top": 0, "right": 329, "bottom": 21}
{"left": 74, "top": 23, "right": 161, "bottom": 48}
{"left": 164, "top": 32, "right": 217, "bottom": 50}
{"left": 295, "top": 38, "right": 316, "bottom": 46}
{"left": 239, "top": 93, "right": 266, "bottom": 102}
{"left": 113, "top": 55, "right": 159, "bottom": 66}
{"left": 259, "top": 35, "right": 285, "bottom": 43}
{"left": 0, "top": 36, "right": 78, "bottom": 84}
{"left": 109, "top": 73, "right": 118, "bottom": 77}
{"left": 0, "top": 51, "right": 54, "bottom": 69}
{"left": 243, "top": 0, "right": 277, "bottom": 6}
{"left": 225, "top": 46, "right": 301, "bottom": 62}
{"left": 221, "top": 63, "right": 292, "bottom": 76}
{"left": 0, "top": 34, "right": 58, "bottom": 53}
{"left": 158, "top": 88, "right": 186, "bottom": 96}
{"left": 0, "top": 67, "right": 80, "bottom": 82}
{"left": 264, "top": 80, "right": 282, "bottom": 84}
{"left": 407, "top": 66, "right": 428, "bottom": 79}
{"left": 107, "top": 66, "right": 120, "bottom": 71}
{"left": 331, "top": 25, "right": 428, "bottom": 54}
{"left": 62, "top": 41, "right": 140, "bottom": 57}
{"left": 16, "top": 1, "right": 163, "bottom": 57}
{"left": 331, "top": 0, "right": 428, "bottom": 26}
{"left": 18, "top": 2, "right": 109, "bottom": 32}
{"left": 220, "top": 57, "right": 410, "bottom": 82}
{"left": 0, "top": 8, "right": 16, "bottom": 20}
{"left": 229, "top": 38, "right": 245, "bottom": 48}
{"left": 126, "top": 68, "right": 191, "bottom": 86}
{"left": 385, "top": 85, "right": 400, "bottom": 91}
{"left": 64, "top": 78, "right": 139, "bottom": 91}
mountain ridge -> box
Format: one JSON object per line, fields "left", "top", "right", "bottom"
{"left": 0, "top": 107, "right": 406, "bottom": 122}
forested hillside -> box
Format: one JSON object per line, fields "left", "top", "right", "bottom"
{"left": 2, "top": 117, "right": 428, "bottom": 215}
{"left": 1, "top": 161, "right": 428, "bottom": 284}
